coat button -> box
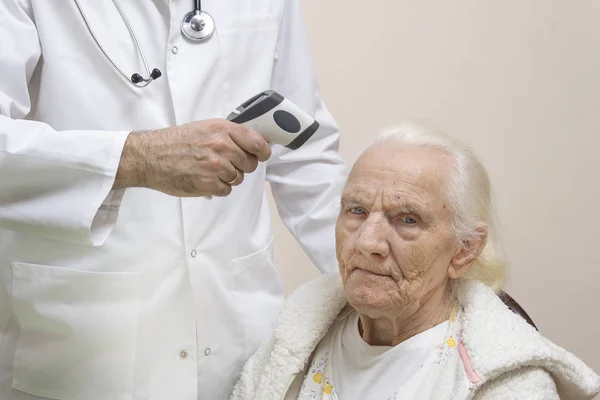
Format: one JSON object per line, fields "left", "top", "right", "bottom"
{"left": 190, "top": 250, "right": 197, "bottom": 258}
{"left": 172, "top": 46, "right": 179, "bottom": 54}
{"left": 180, "top": 350, "right": 188, "bottom": 359}
{"left": 204, "top": 348, "right": 211, "bottom": 356}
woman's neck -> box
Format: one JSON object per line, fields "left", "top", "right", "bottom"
{"left": 358, "top": 285, "right": 454, "bottom": 347}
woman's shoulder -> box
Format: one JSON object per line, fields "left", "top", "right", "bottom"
{"left": 267, "top": 271, "right": 348, "bottom": 359}
{"left": 275, "top": 272, "right": 347, "bottom": 333}
{"left": 458, "top": 280, "right": 600, "bottom": 400}
{"left": 474, "top": 366, "right": 559, "bottom": 400}
{"left": 230, "top": 273, "right": 348, "bottom": 400}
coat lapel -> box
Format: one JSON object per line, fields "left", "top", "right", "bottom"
{"left": 260, "top": 272, "right": 347, "bottom": 399}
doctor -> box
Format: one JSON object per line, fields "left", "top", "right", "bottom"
{"left": 0, "top": 1, "right": 345, "bottom": 399}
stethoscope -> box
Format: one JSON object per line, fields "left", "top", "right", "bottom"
{"left": 74, "top": 0, "right": 216, "bottom": 88}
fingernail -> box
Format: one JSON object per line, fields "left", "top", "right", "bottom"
{"left": 203, "top": 196, "right": 212, "bottom": 200}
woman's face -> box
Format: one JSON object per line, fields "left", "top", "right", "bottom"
{"left": 336, "top": 144, "right": 464, "bottom": 321}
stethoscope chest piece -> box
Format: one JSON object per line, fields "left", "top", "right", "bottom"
{"left": 181, "top": 9, "right": 215, "bottom": 41}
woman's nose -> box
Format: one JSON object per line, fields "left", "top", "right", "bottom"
{"left": 355, "top": 215, "right": 390, "bottom": 258}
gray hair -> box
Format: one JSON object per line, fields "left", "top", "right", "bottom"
{"left": 372, "top": 121, "right": 507, "bottom": 291}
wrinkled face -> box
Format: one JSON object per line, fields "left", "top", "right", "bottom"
{"left": 336, "top": 144, "right": 462, "bottom": 320}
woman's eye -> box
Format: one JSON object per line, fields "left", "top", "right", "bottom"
{"left": 349, "top": 207, "right": 366, "bottom": 215}
{"left": 402, "top": 215, "right": 418, "bottom": 224}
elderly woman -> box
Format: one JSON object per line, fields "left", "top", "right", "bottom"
{"left": 230, "top": 123, "right": 600, "bottom": 400}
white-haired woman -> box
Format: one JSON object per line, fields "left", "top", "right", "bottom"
{"left": 230, "top": 123, "right": 600, "bottom": 400}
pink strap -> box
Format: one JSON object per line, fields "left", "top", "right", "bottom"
{"left": 459, "top": 341, "right": 481, "bottom": 383}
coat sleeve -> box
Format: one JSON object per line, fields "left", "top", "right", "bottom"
{"left": 474, "top": 367, "right": 560, "bottom": 400}
{"left": 266, "top": 0, "right": 348, "bottom": 273}
{"left": 0, "top": 0, "right": 130, "bottom": 246}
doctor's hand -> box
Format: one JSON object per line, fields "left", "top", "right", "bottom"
{"left": 113, "top": 119, "right": 272, "bottom": 197}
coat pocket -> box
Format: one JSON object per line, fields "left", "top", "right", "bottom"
{"left": 10, "top": 262, "right": 142, "bottom": 400}
{"left": 230, "top": 238, "right": 284, "bottom": 361}
{"left": 218, "top": 15, "right": 280, "bottom": 105}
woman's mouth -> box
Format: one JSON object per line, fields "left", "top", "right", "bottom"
{"left": 353, "top": 267, "right": 388, "bottom": 278}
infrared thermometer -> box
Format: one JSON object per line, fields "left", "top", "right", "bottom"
{"left": 226, "top": 90, "right": 320, "bottom": 149}
{"left": 204, "top": 91, "right": 319, "bottom": 200}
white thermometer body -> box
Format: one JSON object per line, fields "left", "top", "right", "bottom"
{"left": 226, "top": 90, "right": 319, "bottom": 149}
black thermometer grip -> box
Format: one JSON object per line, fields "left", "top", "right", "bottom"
{"left": 226, "top": 90, "right": 284, "bottom": 123}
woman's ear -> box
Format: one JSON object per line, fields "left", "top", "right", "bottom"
{"left": 449, "top": 228, "right": 488, "bottom": 279}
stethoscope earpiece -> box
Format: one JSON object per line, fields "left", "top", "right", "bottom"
{"left": 130, "top": 68, "right": 162, "bottom": 86}
{"left": 131, "top": 73, "right": 144, "bottom": 84}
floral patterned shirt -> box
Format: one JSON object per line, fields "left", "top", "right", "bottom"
{"left": 297, "top": 307, "right": 462, "bottom": 400}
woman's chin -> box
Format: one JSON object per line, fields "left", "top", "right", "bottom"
{"left": 344, "top": 277, "right": 393, "bottom": 318}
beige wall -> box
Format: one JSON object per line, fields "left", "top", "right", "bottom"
{"left": 269, "top": 0, "right": 600, "bottom": 388}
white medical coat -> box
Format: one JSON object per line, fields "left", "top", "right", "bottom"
{"left": 0, "top": 1, "right": 346, "bottom": 399}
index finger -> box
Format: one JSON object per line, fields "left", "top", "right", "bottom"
{"left": 228, "top": 123, "right": 272, "bottom": 162}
